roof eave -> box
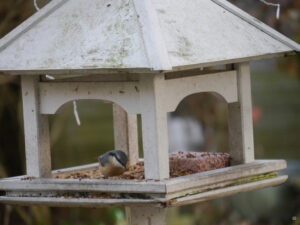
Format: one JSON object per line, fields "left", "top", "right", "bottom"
{"left": 0, "top": 67, "right": 165, "bottom": 76}
{"left": 211, "top": 0, "right": 300, "bottom": 52}
{"left": 171, "top": 50, "right": 297, "bottom": 72}
{"left": 0, "top": 50, "right": 296, "bottom": 76}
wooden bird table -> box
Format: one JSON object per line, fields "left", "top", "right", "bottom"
{"left": 0, "top": 0, "right": 299, "bottom": 224}
{"left": 0, "top": 65, "right": 288, "bottom": 225}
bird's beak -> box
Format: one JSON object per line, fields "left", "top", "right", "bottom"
{"left": 125, "top": 162, "right": 129, "bottom": 171}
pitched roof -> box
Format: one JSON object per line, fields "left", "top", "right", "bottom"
{"left": 0, "top": 0, "right": 299, "bottom": 75}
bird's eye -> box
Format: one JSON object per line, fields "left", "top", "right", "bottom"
{"left": 115, "top": 154, "right": 121, "bottom": 162}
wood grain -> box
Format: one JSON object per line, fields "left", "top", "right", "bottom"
{"left": 21, "top": 76, "right": 51, "bottom": 178}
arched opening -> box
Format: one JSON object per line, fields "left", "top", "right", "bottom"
{"left": 50, "top": 100, "right": 116, "bottom": 169}
{"left": 168, "top": 92, "right": 229, "bottom": 153}
{"left": 48, "top": 91, "right": 230, "bottom": 178}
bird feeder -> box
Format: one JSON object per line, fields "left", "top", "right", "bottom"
{"left": 0, "top": 0, "right": 299, "bottom": 224}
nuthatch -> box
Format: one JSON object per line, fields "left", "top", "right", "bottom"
{"left": 98, "top": 150, "right": 128, "bottom": 177}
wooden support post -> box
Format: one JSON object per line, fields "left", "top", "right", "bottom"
{"left": 228, "top": 62, "right": 255, "bottom": 165}
{"left": 139, "top": 74, "right": 169, "bottom": 180}
{"left": 21, "top": 76, "right": 51, "bottom": 178}
{"left": 112, "top": 103, "right": 139, "bottom": 165}
{"left": 126, "top": 206, "right": 166, "bottom": 225}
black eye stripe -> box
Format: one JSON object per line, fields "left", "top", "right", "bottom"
{"left": 98, "top": 150, "right": 128, "bottom": 168}
{"left": 114, "top": 155, "right": 126, "bottom": 168}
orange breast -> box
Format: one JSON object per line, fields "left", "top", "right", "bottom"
{"left": 99, "top": 159, "right": 125, "bottom": 177}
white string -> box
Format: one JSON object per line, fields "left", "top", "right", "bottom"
{"left": 33, "top": 0, "right": 40, "bottom": 11}
{"left": 45, "top": 75, "right": 55, "bottom": 80}
{"left": 44, "top": 75, "right": 81, "bottom": 126}
{"left": 259, "top": 0, "right": 280, "bottom": 19}
{"left": 73, "top": 101, "right": 81, "bottom": 126}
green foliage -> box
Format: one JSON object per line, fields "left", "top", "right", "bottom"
{"left": 252, "top": 69, "right": 300, "bottom": 159}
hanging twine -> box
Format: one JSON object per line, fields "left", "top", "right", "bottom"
{"left": 259, "top": 0, "right": 280, "bottom": 19}
{"left": 73, "top": 101, "right": 81, "bottom": 126}
{"left": 33, "top": 0, "right": 40, "bottom": 11}
{"left": 45, "top": 74, "right": 55, "bottom": 80}
{"left": 44, "top": 75, "right": 81, "bottom": 126}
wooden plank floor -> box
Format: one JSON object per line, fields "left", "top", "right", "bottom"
{"left": 0, "top": 160, "right": 287, "bottom": 207}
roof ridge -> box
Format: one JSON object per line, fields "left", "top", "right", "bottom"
{"left": 211, "top": 0, "right": 300, "bottom": 52}
{"left": 133, "top": 0, "right": 172, "bottom": 71}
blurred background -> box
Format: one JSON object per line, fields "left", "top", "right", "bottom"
{"left": 0, "top": 0, "right": 299, "bottom": 224}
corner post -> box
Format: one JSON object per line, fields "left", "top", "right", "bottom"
{"left": 113, "top": 103, "right": 139, "bottom": 166}
{"left": 126, "top": 206, "right": 166, "bottom": 225}
{"left": 21, "top": 76, "right": 51, "bottom": 177}
{"left": 139, "top": 74, "right": 169, "bottom": 180}
{"left": 228, "top": 62, "right": 255, "bottom": 164}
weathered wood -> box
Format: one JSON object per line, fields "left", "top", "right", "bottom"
{"left": 0, "top": 0, "right": 66, "bottom": 52}
{"left": 0, "top": 0, "right": 151, "bottom": 72}
{"left": 0, "top": 68, "right": 157, "bottom": 76}
{"left": 39, "top": 70, "right": 238, "bottom": 115}
{"left": 39, "top": 81, "right": 141, "bottom": 114}
{"left": 165, "top": 160, "right": 286, "bottom": 195}
{"left": 113, "top": 104, "right": 139, "bottom": 165}
{"left": 52, "top": 162, "right": 99, "bottom": 174}
{"left": 0, "top": 177, "right": 165, "bottom": 194}
{"left": 0, "top": 160, "right": 287, "bottom": 208}
{"left": 132, "top": 0, "right": 171, "bottom": 71}
{"left": 170, "top": 52, "right": 293, "bottom": 72}
{"left": 126, "top": 206, "right": 166, "bottom": 225}
{"left": 166, "top": 172, "right": 282, "bottom": 200}
{"left": 164, "top": 70, "right": 238, "bottom": 112}
{"left": 139, "top": 74, "right": 169, "bottom": 180}
{"left": 41, "top": 74, "right": 140, "bottom": 82}
{"left": 0, "top": 176, "right": 286, "bottom": 208}
{"left": 0, "top": 0, "right": 298, "bottom": 74}
{"left": 151, "top": 0, "right": 294, "bottom": 70}
{"left": 228, "top": 63, "right": 254, "bottom": 164}
{"left": 167, "top": 178, "right": 240, "bottom": 200}
{"left": 211, "top": 0, "right": 300, "bottom": 51}
{"left": 0, "top": 160, "right": 286, "bottom": 194}
{"left": 21, "top": 76, "right": 51, "bottom": 178}
{"left": 165, "top": 68, "right": 231, "bottom": 80}
{"left": 168, "top": 175, "right": 288, "bottom": 207}
{"left": 0, "top": 197, "right": 164, "bottom": 208}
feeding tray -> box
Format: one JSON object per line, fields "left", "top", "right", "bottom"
{"left": 0, "top": 159, "right": 287, "bottom": 208}
{"left": 52, "top": 152, "right": 231, "bottom": 180}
